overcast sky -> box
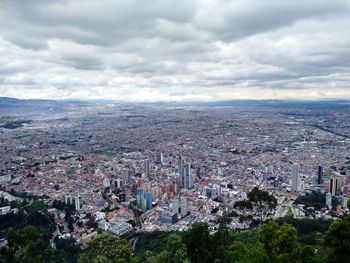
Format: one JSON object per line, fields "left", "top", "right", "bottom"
{"left": 1, "top": 0, "right": 350, "bottom": 101}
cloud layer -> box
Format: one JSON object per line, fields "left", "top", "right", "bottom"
{"left": 1, "top": 0, "right": 350, "bottom": 101}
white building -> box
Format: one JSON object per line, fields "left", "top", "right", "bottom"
{"left": 103, "top": 177, "right": 111, "bottom": 188}
{"left": 326, "top": 192, "right": 332, "bottom": 209}
{"left": 75, "top": 196, "right": 81, "bottom": 210}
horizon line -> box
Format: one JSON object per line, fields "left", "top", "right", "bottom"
{"left": 1, "top": 96, "right": 350, "bottom": 104}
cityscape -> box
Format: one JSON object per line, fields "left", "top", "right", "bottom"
{"left": 1, "top": 0, "right": 350, "bottom": 262}
{"left": 1, "top": 99, "right": 349, "bottom": 240}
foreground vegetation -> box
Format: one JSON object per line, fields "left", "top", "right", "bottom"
{"left": 0, "top": 190, "right": 349, "bottom": 262}
{"left": 1, "top": 211, "right": 349, "bottom": 262}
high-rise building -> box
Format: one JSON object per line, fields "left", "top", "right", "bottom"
{"left": 196, "top": 167, "right": 201, "bottom": 179}
{"left": 179, "top": 159, "right": 193, "bottom": 189}
{"left": 171, "top": 198, "right": 179, "bottom": 214}
{"left": 115, "top": 178, "right": 122, "bottom": 189}
{"left": 326, "top": 192, "right": 332, "bottom": 208}
{"left": 185, "top": 163, "right": 193, "bottom": 189}
{"left": 178, "top": 156, "right": 185, "bottom": 187}
{"left": 141, "top": 197, "right": 147, "bottom": 212}
{"left": 330, "top": 176, "right": 339, "bottom": 196}
{"left": 122, "top": 169, "right": 130, "bottom": 184}
{"left": 342, "top": 197, "right": 348, "bottom": 209}
{"left": 144, "top": 159, "right": 150, "bottom": 178}
{"left": 180, "top": 196, "right": 187, "bottom": 217}
{"left": 291, "top": 163, "right": 301, "bottom": 192}
{"left": 145, "top": 192, "right": 153, "bottom": 210}
{"left": 65, "top": 195, "right": 72, "bottom": 205}
{"left": 136, "top": 188, "right": 144, "bottom": 208}
{"left": 151, "top": 185, "right": 157, "bottom": 199}
{"left": 75, "top": 196, "right": 81, "bottom": 210}
{"left": 329, "top": 172, "right": 344, "bottom": 196}
{"left": 156, "top": 152, "right": 164, "bottom": 164}
{"left": 317, "top": 166, "right": 323, "bottom": 185}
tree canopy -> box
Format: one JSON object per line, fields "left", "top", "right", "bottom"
{"left": 234, "top": 187, "right": 277, "bottom": 223}
{"left": 78, "top": 233, "right": 133, "bottom": 263}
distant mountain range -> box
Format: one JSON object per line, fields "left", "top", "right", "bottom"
{"left": 0, "top": 97, "right": 66, "bottom": 116}
{"left": 1, "top": 96, "right": 350, "bottom": 110}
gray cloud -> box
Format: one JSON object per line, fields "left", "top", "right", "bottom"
{"left": 0, "top": 0, "right": 350, "bottom": 101}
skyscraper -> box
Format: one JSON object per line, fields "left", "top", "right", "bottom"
{"left": 141, "top": 197, "right": 147, "bottom": 212}
{"left": 178, "top": 156, "right": 185, "bottom": 187}
{"left": 317, "top": 165, "right": 323, "bottom": 185}
{"left": 145, "top": 192, "right": 153, "bottom": 210}
{"left": 75, "top": 196, "right": 81, "bottom": 210}
{"left": 330, "top": 176, "right": 339, "bottom": 196}
{"left": 291, "top": 163, "right": 301, "bottom": 192}
{"left": 144, "top": 159, "right": 150, "bottom": 178}
{"left": 136, "top": 188, "right": 144, "bottom": 207}
{"left": 184, "top": 162, "right": 193, "bottom": 189}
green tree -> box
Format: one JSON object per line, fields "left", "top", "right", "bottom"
{"left": 78, "top": 233, "right": 133, "bottom": 263}
{"left": 272, "top": 223, "right": 301, "bottom": 263}
{"left": 165, "top": 234, "right": 189, "bottom": 263}
{"left": 55, "top": 236, "right": 81, "bottom": 263}
{"left": 147, "top": 234, "right": 190, "bottom": 263}
{"left": 300, "top": 246, "right": 327, "bottom": 263}
{"left": 247, "top": 187, "right": 277, "bottom": 222}
{"left": 259, "top": 221, "right": 301, "bottom": 263}
{"left": 234, "top": 187, "right": 277, "bottom": 224}
{"left": 226, "top": 241, "right": 269, "bottom": 263}
{"left": 0, "top": 226, "right": 54, "bottom": 263}
{"left": 217, "top": 213, "right": 232, "bottom": 247}
{"left": 182, "top": 223, "right": 212, "bottom": 263}
{"left": 258, "top": 220, "right": 279, "bottom": 258}
{"left": 324, "top": 216, "right": 350, "bottom": 263}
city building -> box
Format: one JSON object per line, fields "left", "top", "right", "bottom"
{"left": 122, "top": 169, "right": 130, "bottom": 184}
{"left": 184, "top": 163, "right": 193, "bottom": 189}
{"left": 115, "top": 178, "right": 122, "bottom": 189}
{"left": 75, "top": 196, "right": 81, "bottom": 210}
{"left": 103, "top": 177, "right": 110, "bottom": 188}
{"left": 180, "top": 196, "right": 187, "bottom": 217}
{"left": 136, "top": 188, "right": 144, "bottom": 208}
{"left": 171, "top": 198, "right": 179, "bottom": 214}
{"left": 326, "top": 192, "right": 332, "bottom": 209}
{"left": 156, "top": 152, "right": 164, "bottom": 164}
{"left": 317, "top": 165, "right": 323, "bottom": 185}
{"left": 291, "top": 163, "right": 301, "bottom": 192}
{"left": 178, "top": 156, "right": 185, "bottom": 187}
{"left": 329, "top": 172, "right": 344, "bottom": 196}
{"left": 330, "top": 176, "right": 338, "bottom": 196}
{"left": 160, "top": 212, "right": 178, "bottom": 224}
{"left": 180, "top": 160, "right": 193, "bottom": 189}
{"left": 140, "top": 197, "right": 147, "bottom": 212}
{"left": 342, "top": 197, "right": 348, "bottom": 209}
{"left": 145, "top": 192, "right": 153, "bottom": 210}
{"left": 144, "top": 159, "right": 150, "bottom": 178}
